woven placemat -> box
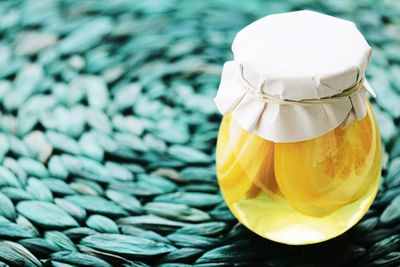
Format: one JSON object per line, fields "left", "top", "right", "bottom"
{"left": 0, "top": 0, "right": 399, "bottom": 266}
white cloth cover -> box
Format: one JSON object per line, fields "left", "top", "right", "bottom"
{"left": 214, "top": 10, "right": 375, "bottom": 143}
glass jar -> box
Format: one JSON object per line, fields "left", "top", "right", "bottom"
{"left": 216, "top": 100, "right": 381, "bottom": 245}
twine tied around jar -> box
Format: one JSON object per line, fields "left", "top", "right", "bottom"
{"left": 239, "top": 64, "right": 371, "bottom": 106}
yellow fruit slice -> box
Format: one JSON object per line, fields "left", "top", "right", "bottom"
{"left": 274, "top": 101, "right": 380, "bottom": 217}
{"left": 216, "top": 114, "right": 277, "bottom": 205}
{"left": 247, "top": 142, "right": 278, "bottom": 199}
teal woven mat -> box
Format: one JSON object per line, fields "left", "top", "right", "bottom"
{"left": 0, "top": 0, "right": 399, "bottom": 266}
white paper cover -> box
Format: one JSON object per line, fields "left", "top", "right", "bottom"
{"left": 214, "top": 10, "right": 375, "bottom": 143}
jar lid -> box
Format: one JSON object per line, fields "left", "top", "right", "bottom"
{"left": 214, "top": 10, "right": 375, "bottom": 143}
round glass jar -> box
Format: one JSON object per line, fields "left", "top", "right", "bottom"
{"left": 216, "top": 100, "right": 381, "bottom": 245}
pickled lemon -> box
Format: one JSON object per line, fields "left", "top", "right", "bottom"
{"left": 275, "top": 101, "right": 379, "bottom": 217}
{"left": 216, "top": 114, "right": 276, "bottom": 205}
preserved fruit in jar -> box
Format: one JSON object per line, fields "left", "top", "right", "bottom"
{"left": 213, "top": 11, "right": 382, "bottom": 244}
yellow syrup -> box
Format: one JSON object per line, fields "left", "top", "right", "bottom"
{"left": 216, "top": 100, "right": 381, "bottom": 245}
